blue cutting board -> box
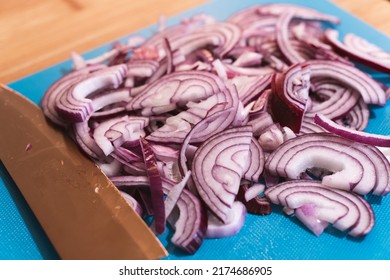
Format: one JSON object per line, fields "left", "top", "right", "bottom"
{"left": 2, "top": 0, "right": 390, "bottom": 260}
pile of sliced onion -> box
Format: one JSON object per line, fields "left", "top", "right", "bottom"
{"left": 40, "top": 3, "right": 390, "bottom": 254}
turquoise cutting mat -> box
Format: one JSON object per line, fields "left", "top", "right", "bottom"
{"left": 2, "top": 0, "right": 390, "bottom": 260}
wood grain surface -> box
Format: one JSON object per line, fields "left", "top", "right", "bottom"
{"left": 0, "top": 0, "right": 389, "bottom": 83}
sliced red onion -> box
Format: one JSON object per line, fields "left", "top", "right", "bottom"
{"left": 90, "top": 88, "right": 131, "bottom": 119}
{"left": 231, "top": 101, "right": 251, "bottom": 127}
{"left": 127, "top": 71, "right": 227, "bottom": 115}
{"left": 56, "top": 65, "right": 127, "bottom": 122}
{"left": 206, "top": 201, "right": 246, "bottom": 238}
{"left": 275, "top": 187, "right": 359, "bottom": 233}
{"left": 275, "top": 12, "right": 306, "bottom": 64}
{"left": 127, "top": 59, "right": 160, "bottom": 78}
{"left": 93, "top": 116, "right": 148, "bottom": 156}
{"left": 192, "top": 126, "right": 253, "bottom": 223}
{"left": 71, "top": 52, "right": 88, "bottom": 70}
{"left": 344, "top": 34, "right": 390, "bottom": 64}
{"left": 244, "top": 183, "right": 265, "bottom": 199}
{"left": 85, "top": 48, "right": 122, "bottom": 66}
{"left": 144, "top": 15, "right": 204, "bottom": 48}
{"left": 294, "top": 204, "right": 329, "bottom": 236}
{"left": 178, "top": 109, "right": 233, "bottom": 195}
{"left": 119, "top": 191, "right": 143, "bottom": 216}
{"left": 231, "top": 74, "right": 272, "bottom": 106}
{"left": 200, "top": 22, "right": 241, "bottom": 58}
{"left": 39, "top": 2, "right": 390, "bottom": 254}
{"left": 73, "top": 121, "right": 105, "bottom": 159}
{"left": 314, "top": 46, "right": 353, "bottom": 66}
{"left": 41, "top": 64, "right": 107, "bottom": 126}
{"left": 299, "top": 118, "right": 327, "bottom": 134}
{"left": 160, "top": 161, "right": 182, "bottom": 183}
{"left": 223, "top": 63, "right": 274, "bottom": 77}
{"left": 150, "top": 144, "right": 179, "bottom": 162}
{"left": 314, "top": 113, "right": 390, "bottom": 147}
{"left": 243, "top": 138, "right": 265, "bottom": 182}
{"left": 325, "top": 29, "right": 390, "bottom": 74}
{"left": 228, "top": 5, "right": 266, "bottom": 28}
{"left": 162, "top": 178, "right": 207, "bottom": 254}
{"left": 265, "top": 133, "right": 383, "bottom": 195}
{"left": 265, "top": 180, "right": 374, "bottom": 237}
{"left": 107, "top": 42, "right": 131, "bottom": 66}
{"left": 334, "top": 99, "right": 369, "bottom": 131}
{"left": 305, "top": 60, "right": 386, "bottom": 105}
{"left": 232, "top": 50, "right": 263, "bottom": 67}
{"left": 363, "top": 145, "right": 390, "bottom": 196}
{"left": 149, "top": 22, "right": 240, "bottom": 60}
{"left": 113, "top": 146, "right": 142, "bottom": 162}
{"left": 282, "top": 126, "right": 297, "bottom": 141}
{"left": 258, "top": 123, "right": 284, "bottom": 152}
{"left": 236, "top": 183, "right": 271, "bottom": 215}
{"left": 163, "top": 171, "right": 191, "bottom": 220}
{"left": 270, "top": 63, "right": 311, "bottom": 132}
{"left": 120, "top": 162, "right": 147, "bottom": 176}
{"left": 147, "top": 82, "right": 238, "bottom": 144}
{"left": 139, "top": 137, "right": 165, "bottom": 234}
{"left": 248, "top": 111, "right": 274, "bottom": 136}
{"left": 162, "top": 38, "right": 174, "bottom": 74}
{"left": 291, "top": 22, "right": 330, "bottom": 50}
{"left": 109, "top": 175, "right": 150, "bottom": 187}
{"left": 256, "top": 3, "right": 340, "bottom": 24}
{"left": 306, "top": 83, "right": 360, "bottom": 121}
{"left": 250, "top": 89, "right": 272, "bottom": 116}
{"left": 212, "top": 59, "right": 228, "bottom": 80}
{"left": 98, "top": 159, "right": 122, "bottom": 177}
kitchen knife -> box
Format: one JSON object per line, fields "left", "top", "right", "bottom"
{"left": 0, "top": 85, "right": 168, "bottom": 260}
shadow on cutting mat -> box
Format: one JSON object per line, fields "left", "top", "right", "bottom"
{"left": 0, "top": 161, "right": 60, "bottom": 260}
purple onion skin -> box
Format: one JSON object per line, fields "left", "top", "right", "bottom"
{"left": 139, "top": 137, "right": 166, "bottom": 235}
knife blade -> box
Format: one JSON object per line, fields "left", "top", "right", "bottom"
{"left": 0, "top": 85, "right": 167, "bottom": 260}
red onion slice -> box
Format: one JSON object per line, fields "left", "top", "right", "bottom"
{"left": 232, "top": 50, "right": 263, "bottom": 67}
{"left": 265, "top": 180, "right": 375, "bottom": 237}
{"left": 294, "top": 204, "right": 329, "bottom": 236}
{"left": 139, "top": 137, "right": 165, "bottom": 235}
{"left": 162, "top": 178, "right": 207, "bottom": 254}
{"left": 243, "top": 137, "right": 265, "bottom": 182}
{"left": 56, "top": 65, "right": 127, "bottom": 122}
{"left": 258, "top": 123, "right": 284, "bottom": 152}
{"left": 256, "top": 3, "right": 340, "bottom": 24}
{"left": 306, "top": 85, "right": 360, "bottom": 121}
{"left": 41, "top": 65, "right": 107, "bottom": 126}
{"left": 109, "top": 175, "right": 150, "bottom": 187}
{"left": 270, "top": 64, "right": 311, "bottom": 132}
{"left": 206, "top": 201, "right": 246, "bottom": 238}
{"left": 146, "top": 82, "right": 238, "bottom": 144}
{"left": 275, "top": 12, "right": 306, "bottom": 64}
{"left": 73, "top": 121, "right": 105, "bottom": 159}
{"left": 305, "top": 60, "right": 386, "bottom": 105}
{"left": 299, "top": 117, "right": 327, "bottom": 134}
{"left": 192, "top": 126, "right": 253, "bottom": 223}
{"left": 315, "top": 113, "right": 390, "bottom": 147}
{"left": 231, "top": 74, "right": 272, "bottom": 106}
{"left": 127, "top": 71, "right": 227, "bottom": 115}
{"left": 334, "top": 99, "right": 369, "bottom": 131}
{"left": 265, "top": 133, "right": 385, "bottom": 195}
{"left": 325, "top": 29, "right": 390, "bottom": 74}
{"left": 164, "top": 171, "right": 191, "bottom": 219}
{"left": 119, "top": 191, "right": 144, "bottom": 216}
{"left": 236, "top": 183, "right": 271, "bottom": 215}
{"left": 127, "top": 59, "right": 160, "bottom": 78}
{"left": 93, "top": 116, "right": 148, "bottom": 156}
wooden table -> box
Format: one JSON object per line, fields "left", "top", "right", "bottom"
{"left": 1, "top": 0, "right": 389, "bottom": 84}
